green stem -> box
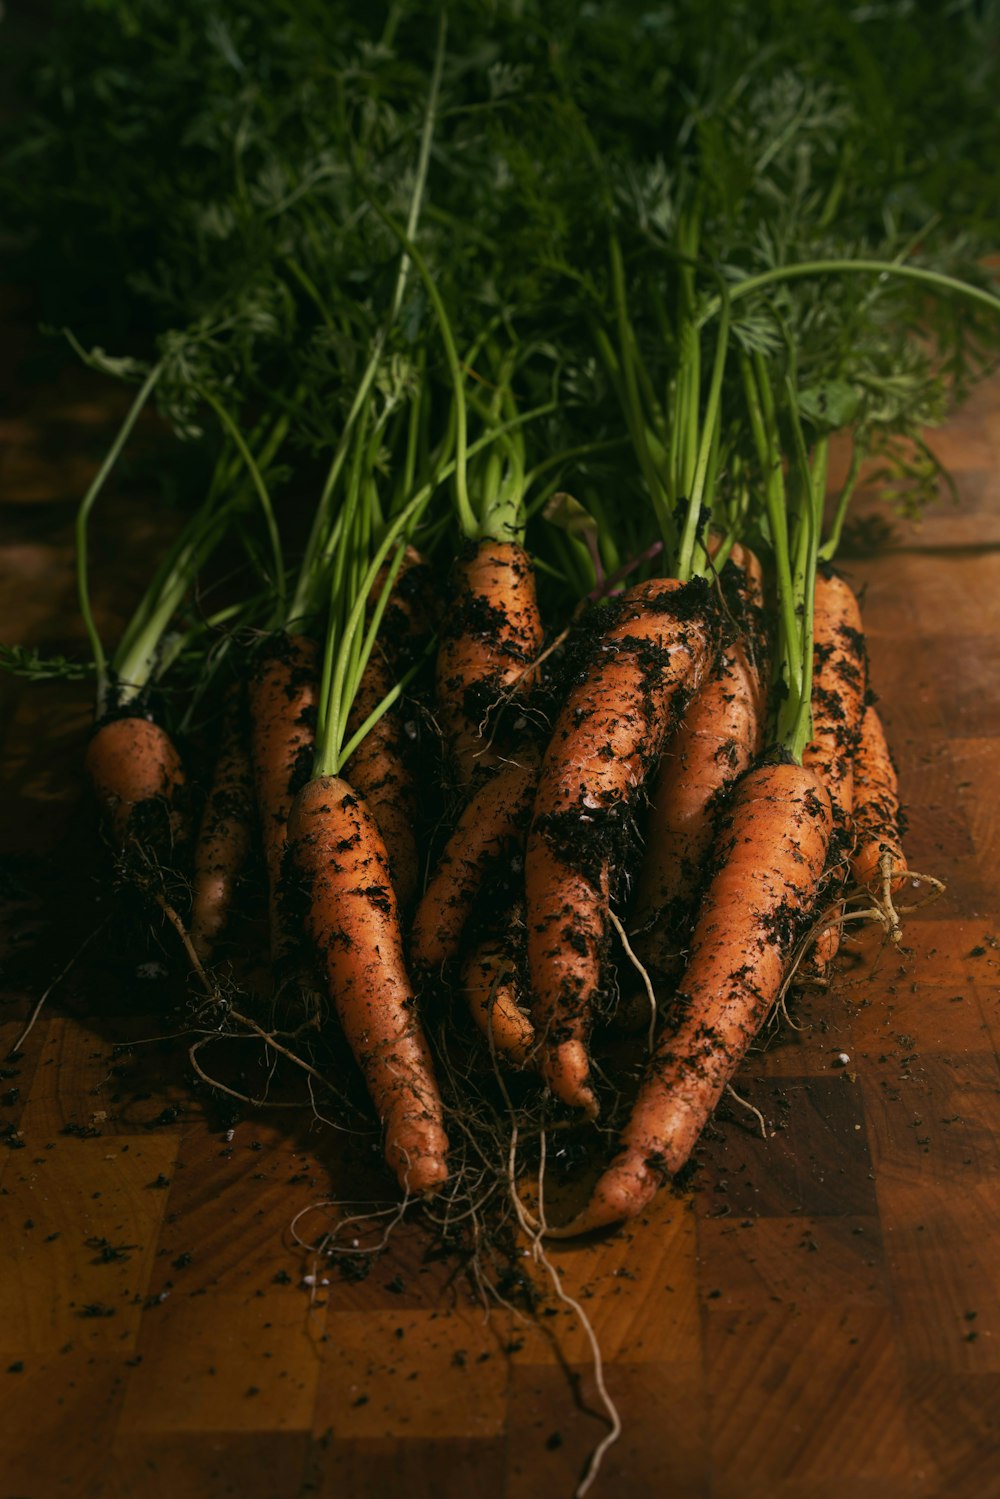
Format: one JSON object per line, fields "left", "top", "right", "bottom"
{"left": 196, "top": 385, "right": 285, "bottom": 617}
{"left": 287, "top": 13, "right": 447, "bottom": 623}
{"left": 76, "top": 362, "right": 163, "bottom": 714}
{"left": 818, "top": 442, "right": 864, "bottom": 561}
{"left": 701, "top": 258, "right": 1000, "bottom": 325}
{"left": 366, "top": 202, "right": 474, "bottom": 536}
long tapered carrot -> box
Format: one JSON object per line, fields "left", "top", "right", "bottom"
{"left": 545, "top": 759, "right": 833, "bottom": 1236}
{"left": 247, "top": 634, "right": 319, "bottom": 962}
{"left": 410, "top": 753, "right": 539, "bottom": 973}
{"left": 288, "top": 775, "right": 449, "bottom": 1196}
{"left": 85, "top": 714, "right": 188, "bottom": 853}
{"left": 462, "top": 912, "right": 534, "bottom": 1067}
{"left": 435, "top": 538, "right": 543, "bottom": 787}
{"left": 631, "top": 551, "right": 768, "bottom": 979}
{"left": 851, "top": 701, "right": 907, "bottom": 895}
{"left": 189, "top": 684, "right": 255, "bottom": 961}
{"left": 526, "top": 576, "right": 717, "bottom": 1116}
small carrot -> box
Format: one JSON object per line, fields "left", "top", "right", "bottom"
{"left": 631, "top": 551, "right": 768, "bottom": 979}
{"left": 189, "top": 683, "right": 255, "bottom": 961}
{"left": 343, "top": 548, "right": 434, "bottom": 910}
{"left": 85, "top": 713, "right": 188, "bottom": 853}
{"left": 851, "top": 702, "right": 907, "bottom": 895}
{"left": 288, "top": 774, "right": 449, "bottom": 1196}
{"left": 462, "top": 911, "right": 534, "bottom": 1067}
{"left": 435, "top": 539, "right": 543, "bottom": 787}
{"left": 803, "top": 571, "right": 867, "bottom": 818}
{"left": 799, "top": 572, "right": 868, "bottom": 974}
{"left": 546, "top": 759, "right": 833, "bottom": 1235}
{"left": 526, "top": 576, "right": 717, "bottom": 1116}
{"left": 247, "top": 634, "right": 319, "bottom": 962}
{"left": 344, "top": 648, "right": 421, "bottom": 910}
{"left": 410, "top": 753, "right": 539, "bottom": 974}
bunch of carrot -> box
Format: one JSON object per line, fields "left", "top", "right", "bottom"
{"left": 6, "top": 0, "right": 1000, "bottom": 1241}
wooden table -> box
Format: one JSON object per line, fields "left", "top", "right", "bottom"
{"left": 2, "top": 328, "right": 998, "bottom": 1499}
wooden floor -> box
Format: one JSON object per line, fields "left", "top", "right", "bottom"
{"left": 2, "top": 325, "right": 1000, "bottom": 1498}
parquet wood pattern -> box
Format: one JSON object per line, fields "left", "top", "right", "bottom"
{"left": 2, "top": 328, "right": 999, "bottom": 1497}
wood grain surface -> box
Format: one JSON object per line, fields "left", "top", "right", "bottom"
{"left": 2, "top": 312, "right": 999, "bottom": 1499}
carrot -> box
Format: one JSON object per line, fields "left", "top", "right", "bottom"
{"left": 435, "top": 538, "right": 543, "bottom": 787}
{"left": 344, "top": 648, "right": 421, "bottom": 909}
{"left": 85, "top": 713, "right": 188, "bottom": 853}
{"left": 189, "top": 684, "right": 255, "bottom": 961}
{"left": 546, "top": 759, "right": 833, "bottom": 1235}
{"left": 631, "top": 550, "right": 768, "bottom": 979}
{"left": 802, "top": 571, "right": 867, "bottom": 818}
{"left": 525, "top": 576, "right": 717, "bottom": 1116}
{"left": 343, "top": 549, "right": 435, "bottom": 910}
{"left": 410, "top": 753, "right": 539, "bottom": 974}
{"left": 247, "top": 634, "right": 319, "bottom": 962}
{"left": 462, "top": 911, "right": 534, "bottom": 1067}
{"left": 288, "top": 774, "right": 449, "bottom": 1196}
{"left": 851, "top": 701, "right": 907, "bottom": 895}
{"left": 797, "top": 572, "right": 867, "bottom": 974}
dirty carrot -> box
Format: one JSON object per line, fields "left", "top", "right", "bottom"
{"left": 85, "top": 713, "right": 188, "bottom": 854}
{"left": 247, "top": 634, "right": 319, "bottom": 963}
{"left": 462, "top": 913, "right": 534, "bottom": 1067}
{"left": 802, "top": 570, "right": 867, "bottom": 818}
{"left": 546, "top": 759, "right": 833, "bottom": 1235}
{"left": 343, "top": 548, "right": 435, "bottom": 910}
{"left": 851, "top": 701, "right": 907, "bottom": 894}
{"left": 631, "top": 551, "right": 768, "bottom": 979}
{"left": 189, "top": 684, "right": 255, "bottom": 961}
{"left": 410, "top": 752, "right": 539, "bottom": 973}
{"left": 289, "top": 774, "right": 449, "bottom": 1195}
{"left": 435, "top": 538, "right": 543, "bottom": 787}
{"left": 526, "top": 576, "right": 717, "bottom": 1116}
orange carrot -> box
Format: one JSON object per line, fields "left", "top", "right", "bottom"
{"left": 526, "top": 577, "right": 717, "bottom": 1116}
{"left": 462, "top": 913, "right": 534, "bottom": 1067}
{"left": 799, "top": 572, "right": 868, "bottom": 975}
{"left": 803, "top": 572, "right": 867, "bottom": 818}
{"left": 85, "top": 714, "right": 188, "bottom": 853}
{"left": 410, "top": 753, "right": 539, "bottom": 973}
{"left": 631, "top": 551, "right": 768, "bottom": 979}
{"left": 851, "top": 702, "right": 907, "bottom": 895}
{"left": 247, "top": 634, "right": 319, "bottom": 962}
{"left": 288, "top": 775, "right": 449, "bottom": 1196}
{"left": 547, "top": 760, "right": 833, "bottom": 1235}
{"left": 344, "top": 648, "right": 421, "bottom": 909}
{"left": 189, "top": 684, "right": 255, "bottom": 961}
{"left": 343, "top": 549, "right": 434, "bottom": 910}
{"left": 435, "top": 539, "right": 543, "bottom": 787}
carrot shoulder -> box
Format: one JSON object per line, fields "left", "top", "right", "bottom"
{"left": 289, "top": 775, "right": 449, "bottom": 1196}
{"left": 435, "top": 538, "right": 543, "bottom": 787}
{"left": 548, "top": 759, "right": 833, "bottom": 1236}
{"left": 85, "top": 714, "right": 188, "bottom": 853}
{"left": 526, "top": 576, "right": 717, "bottom": 1116}
{"left": 189, "top": 684, "right": 255, "bottom": 961}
